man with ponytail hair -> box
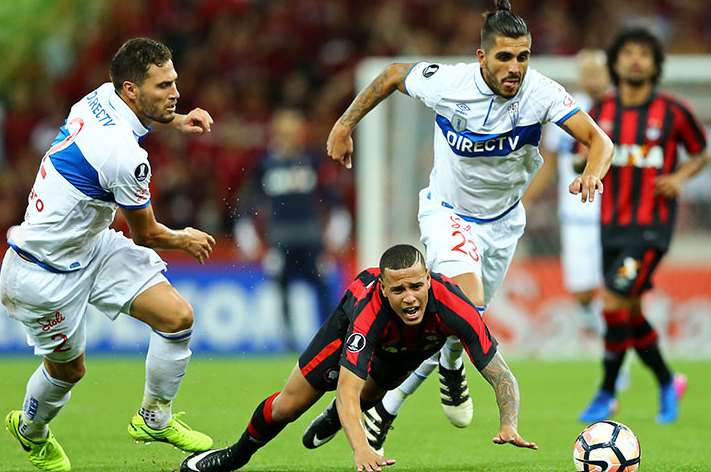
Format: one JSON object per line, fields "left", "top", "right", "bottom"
{"left": 322, "top": 0, "right": 613, "bottom": 453}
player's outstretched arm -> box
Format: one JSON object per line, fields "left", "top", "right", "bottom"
{"left": 122, "top": 204, "right": 215, "bottom": 264}
{"left": 480, "top": 351, "right": 538, "bottom": 450}
{"left": 336, "top": 368, "right": 396, "bottom": 471}
{"left": 560, "top": 110, "right": 613, "bottom": 203}
{"left": 327, "top": 63, "right": 415, "bottom": 169}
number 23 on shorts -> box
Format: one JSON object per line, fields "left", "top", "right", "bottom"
{"left": 449, "top": 216, "right": 479, "bottom": 262}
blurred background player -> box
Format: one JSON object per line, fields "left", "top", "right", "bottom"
{"left": 523, "top": 49, "right": 610, "bottom": 336}
{"left": 578, "top": 27, "right": 708, "bottom": 424}
{"left": 1, "top": 38, "right": 215, "bottom": 471}
{"left": 180, "top": 244, "right": 536, "bottom": 472}
{"left": 233, "top": 108, "right": 351, "bottom": 351}
{"left": 324, "top": 0, "right": 612, "bottom": 453}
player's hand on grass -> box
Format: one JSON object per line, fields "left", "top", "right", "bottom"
{"left": 327, "top": 122, "right": 354, "bottom": 169}
{"left": 569, "top": 174, "right": 603, "bottom": 203}
{"left": 179, "top": 107, "right": 214, "bottom": 134}
{"left": 182, "top": 227, "right": 216, "bottom": 264}
{"left": 354, "top": 446, "right": 396, "bottom": 472}
{"left": 492, "top": 425, "right": 538, "bottom": 450}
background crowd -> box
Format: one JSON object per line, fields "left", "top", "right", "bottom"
{"left": 1, "top": 0, "right": 711, "bottom": 253}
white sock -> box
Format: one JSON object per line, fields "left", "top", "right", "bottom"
{"left": 439, "top": 337, "right": 464, "bottom": 371}
{"left": 381, "top": 352, "right": 439, "bottom": 416}
{"left": 21, "top": 364, "right": 76, "bottom": 440}
{"left": 142, "top": 326, "right": 193, "bottom": 429}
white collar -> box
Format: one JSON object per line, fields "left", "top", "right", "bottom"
{"left": 107, "top": 85, "right": 151, "bottom": 139}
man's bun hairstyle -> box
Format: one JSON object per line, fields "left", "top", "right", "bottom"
{"left": 481, "top": 0, "right": 530, "bottom": 51}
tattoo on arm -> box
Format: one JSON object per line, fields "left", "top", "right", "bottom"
{"left": 481, "top": 351, "right": 520, "bottom": 428}
{"left": 338, "top": 63, "right": 414, "bottom": 129}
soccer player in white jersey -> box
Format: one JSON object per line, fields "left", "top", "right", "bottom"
{"left": 523, "top": 49, "right": 610, "bottom": 335}
{"left": 1, "top": 38, "right": 216, "bottom": 471}
{"left": 311, "top": 0, "right": 614, "bottom": 455}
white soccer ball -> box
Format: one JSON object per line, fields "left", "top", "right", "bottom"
{"left": 573, "top": 420, "right": 641, "bottom": 472}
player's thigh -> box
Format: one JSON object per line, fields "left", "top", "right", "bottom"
{"left": 87, "top": 229, "right": 180, "bottom": 327}
{"left": 0, "top": 249, "right": 89, "bottom": 363}
{"left": 560, "top": 222, "right": 602, "bottom": 293}
{"left": 418, "top": 196, "right": 483, "bottom": 279}
{"left": 298, "top": 308, "right": 348, "bottom": 391}
{"left": 272, "top": 362, "right": 325, "bottom": 422}
{"left": 479, "top": 207, "right": 525, "bottom": 307}
{"left": 602, "top": 246, "right": 665, "bottom": 298}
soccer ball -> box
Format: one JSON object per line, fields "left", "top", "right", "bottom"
{"left": 573, "top": 420, "right": 641, "bottom": 472}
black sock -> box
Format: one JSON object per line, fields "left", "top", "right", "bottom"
{"left": 630, "top": 314, "right": 671, "bottom": 386}
{"left": 247, "top": 392, "right": 288, "bottom": 443}
{"left": 601, "top": 309, "right": 630, "bottom": 393}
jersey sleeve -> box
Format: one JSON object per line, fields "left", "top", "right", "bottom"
{"left": 430, "top": 276, "right": 498, "bottom": 370}
{"left": 534, "top": 73, "right": 580, "bottom": 126}
{"left": 673, "top": 100, "right": 707, "bottom": 155}
{"left": 404, "top": 62, "right": 467, "bottom": 109}
{"left": 99, "top": 145, "right": 152, "bottom": 209}
{"left": 339, "top": 275, "right": 391, "bottom": 380}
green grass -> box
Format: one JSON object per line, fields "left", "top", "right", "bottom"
{"left": 1, "top": 356, "right": 709, "bottom": 471}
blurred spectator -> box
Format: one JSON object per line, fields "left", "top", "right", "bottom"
{"left": 233, "top": 108, "right": 351, "bottom": 351}
{"left": 1, "top": 0, "right": 710, "bottom": 242}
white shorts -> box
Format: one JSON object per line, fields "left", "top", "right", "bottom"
{"left": 560, "top": 220, "right": 602, "bottom": 293}
{"left": 418, "top": 188, "right": 526, "bottom": 307}
{"left": 0, "top": 229, "right": 167, "bottom": 362}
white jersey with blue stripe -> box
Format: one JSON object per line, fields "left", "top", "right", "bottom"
{"left": 405, "top": 61, "right": 579, "bottom": 220}
{"left": 8, "top": 83, "right": 152, "bottom": 272}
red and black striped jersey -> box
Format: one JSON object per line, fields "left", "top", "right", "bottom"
{"left": 588, "top": 91, "right": 707, "bottom": 248}
{"left": 338, "top": 268, "right": 498, "bottom": 381}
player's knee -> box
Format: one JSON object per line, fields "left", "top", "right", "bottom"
{"left": 66, "top": 363, "right": 87, "bottom": 383}
{"left": 169, "top": 300, "right": 194, "bottom": 332}
{"left": 272, "top": 397, "right": 307, "bottom": 423}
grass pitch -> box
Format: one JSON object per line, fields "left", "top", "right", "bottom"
{"left": 1, "top": 356, "right": 709, "bottom": 472}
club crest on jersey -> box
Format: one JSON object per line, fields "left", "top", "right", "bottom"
{"left": 134, "top": 163, "right": 149, "bottom": 182}
{"left": 508, "top": 102, "right": 519, "bottom": 129}
{"left": 346, "top": 332, "right": 366, "bottom": 353}
{"left": 422, "top": 64, "right": 439, "bottom": 78}
{"left": 646, "top": 125, "right": 661, "bottom": 141}
{"left": 452, "top": 114, "right": 467, "bottom": 133}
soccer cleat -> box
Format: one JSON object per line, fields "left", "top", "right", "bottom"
{"left": 302, "top": 400, "right": 341, "bottom": 449}
{"left": 5, "top": 410, "right": 71, "bottom": 472}
{"left": 579, "top": 390, "right": 618, "bottom": 423}
{"left": 181, "top": 432, "right": 259, "bottom": 472}
{"left": 656, "top": 373, "right": 688, "bottom": 424}
{"left": 362, "top": 402, "right": 396, "bottom": 455}
{"left": 438, "top": 363, "right": 473, "bottom": 428}
{"left": 128, "top": 412, "right": 213, "bottom": 452}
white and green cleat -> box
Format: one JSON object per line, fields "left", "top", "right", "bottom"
{"left": 5, "top": 410, "right": 71, "bottom": 472}
{"left": 128, "top": 412, "right": 213, "bottom": 452}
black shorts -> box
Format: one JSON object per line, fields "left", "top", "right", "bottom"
{"left": 602, "top": 246, "right": 666, "bottom": 297}
{"left": 298, "top": 309, "right": 425, "bottom": 392}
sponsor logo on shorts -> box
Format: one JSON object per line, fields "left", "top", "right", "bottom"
{"left": 36, "top": 311, "right": 65, "bottom": 332}
{"left": 346, "top": 332, "right": 366, "bottom": 353}
{"left": 324, "top": 367, "right": 340, "bottom": 383}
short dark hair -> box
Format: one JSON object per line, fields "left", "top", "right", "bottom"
{"left": 480, "top": 0, "right": 530, "bottom": 51}
{"left": 379, "top": 244, "right": 426, "bottom": 274}
{"left": 110, "top": 38, "right": 172, "bottom": 92}
{"left": 607, "top": 28, "right": 664, "bottom": 87}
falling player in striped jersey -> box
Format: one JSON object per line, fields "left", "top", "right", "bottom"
{"left": 181, "top": 244, "right": 536, "bottom": 472}
{"left": 578, "top": 28, "right": 707, "bottom": 425}
{"left": 321, "top": 0, "right": 613, "bottom": 453}
{"left": 2, "top": 38, "right": 216, "bottom": 471}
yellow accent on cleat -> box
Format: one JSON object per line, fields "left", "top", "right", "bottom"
{"left": 5, "top": 410, "right": 71, "bottom": 472}
{"left": 128, "top": 412, "right": 213, "bottom": 452}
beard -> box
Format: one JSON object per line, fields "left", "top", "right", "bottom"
{"left": 138, "top": 94, "right": 176, "bottom": 124}
{"left": 484, "top": 65, "right": 521, "bottom": 98}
